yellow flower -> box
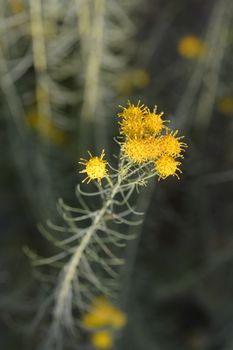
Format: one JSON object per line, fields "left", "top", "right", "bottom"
{"left": 119, "top": 101, "right": 168, "bottom": 139}
{"left": 118, "top": 101, "right": 147, "bottom": 139}
{"left": 159, "top": 130, "right": 187, "bottom": 157}
{"left": 79, "top": 150, "right": 108, "bottom": 184}
{"left": 82, "top": 296, "right": 127, "bottom": 329}
{"left": 218, "top": 96, "right": 233, "bottom": 116}
{"left": 123, "top": 138, "right": 162, "bottom": 164}
{"left": 143, "top": 106, "right": 167, "bottom": 136}
{"left": 120, "top": 115, "right": 145, "bottom": 139}
{"left": 178, "top": 35, "right": 205, "bottom": 59}
{"left": 155, "top": 155, "right": 182, "bottom": 180}
{"left": 118, "top": 100, "right": 147, "bottom": 120}
{"left": 91, "top": 331, "right": 113, "bottom": 350}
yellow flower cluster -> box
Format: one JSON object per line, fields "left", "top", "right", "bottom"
{"left": 119, "top": 101, "right": 165, "bottom": 139}
{"left": 82, "top": 296, "right": 127, "bottom": 349}
{"left": 79, "top": 100, "right": 187, "bottom": 182}
{"left": 119, "top": 101, "right": 187, "bottom": 180}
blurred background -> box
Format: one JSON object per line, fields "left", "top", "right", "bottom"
{"left": 0, "top": 0, "right": 233, "bottom": 349}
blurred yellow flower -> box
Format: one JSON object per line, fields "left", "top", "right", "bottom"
{"left": 178, "top": 35, "right": 205, "bottom": 59}
{"left": 218, "top": 96, "right": 233, "bottom": 116}
{"left": 155, "top": 155, "right": 182, "bottom": 180}
{"left": 79, "top": 151, "right": 108, "bottom": 184}
{"left": 25, "top": 110, "right": 67, "bottom": 144}
{"left": 91, "top": 331, "right": 113, "bottom": 350}
{"left": 82, "top": 296, "right": 127, "bottom": 329}
{"left": 117, "top": 69, "right": 150, "bottom": 95}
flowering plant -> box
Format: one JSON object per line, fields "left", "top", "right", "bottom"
{"left": 26, "top": 100, "right": 187, "bottom": 348}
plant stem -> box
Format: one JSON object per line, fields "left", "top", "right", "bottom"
{"left": 53, "top": 177, "right": 121, "bottom": 326}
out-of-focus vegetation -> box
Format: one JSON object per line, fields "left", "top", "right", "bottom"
{"left": 0, "top": 0, "right": 233, "bottom": 349}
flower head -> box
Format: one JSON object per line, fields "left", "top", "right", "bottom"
{"left": 118, "top": 101, "right": 147, "bottom": 139}
{"left": 91, "top": 331, "right": 113, "bottom": 350}
{"left": 118, "top": 100, "right": 147, "bottom": 120}
{"left": 82, "top": 296, "right": 127, "bottom": 329}
{"left": 143, "top": 106, "right": 167, "bottom": 136}
{"left": 178, "top": 35, "right": 205, "bottom": 59}
{"left": 155, "top": 155, "right": 182, "bottom": 180}
{"left": 79, "top": 150, "right": 108, "bottom": 183}
{"left": 159, "top": 130, "right": 187, "bottom": 157}
{"left": 120, "top": 115, "right": 145, "bottom": 139}
{"left": 119, "top": 101, "right": 168, "bottom": 139}
{"left": 123, "top": 138, "right": 162, "bottom": 164}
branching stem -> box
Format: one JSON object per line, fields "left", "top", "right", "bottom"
{"left": 53, "top": 175, "right": 122, "bottom": 326}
